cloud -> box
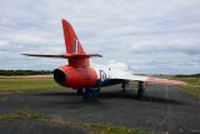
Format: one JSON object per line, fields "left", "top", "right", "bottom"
{"left": 0, "top": 0, "right": 200, "bottom": 74}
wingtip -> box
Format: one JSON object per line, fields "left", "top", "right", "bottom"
{"left": 146, "top": 77, "right": 188, "bottom": 86}
{"left": 97, "top": 54, "right": 103, "bottom": 58}
{"left": 22, "top": 53, "right": 28, "bottom": 56}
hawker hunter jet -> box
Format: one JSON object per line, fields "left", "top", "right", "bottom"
{"left": 23, "top": 19, "right": 186, "bottom": 99}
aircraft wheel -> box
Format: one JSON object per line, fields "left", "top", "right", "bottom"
{"left": 137, "top": 82, "right": 145, "bottom": 98}
{"left": 82, "top": 88, "right": 100, "bottom": 101}
{"left": 77, "top": 88, "right": 83, "bottom": 95}
{"left": 137, "top": 88, "right": 145, "bottom": 98}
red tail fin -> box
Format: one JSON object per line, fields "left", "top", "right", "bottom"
{"left": 23, "top": 19, "right": 102, "bottom": 67}
{"left": 62, "top": 19, "right": 86, "bottom": 55}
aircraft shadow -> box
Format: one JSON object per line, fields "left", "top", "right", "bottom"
{"left": 35, "top": 92, "right": 77, "bottom": 96}
{"left": 100, "top": 91, "right": 185, "bottom": 105}
{"left": 35, "top": 91, "right": 185, "bottom": 106}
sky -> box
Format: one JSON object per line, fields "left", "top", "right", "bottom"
{"left": 0, "top": 0, "right": 200, "bottom": 74}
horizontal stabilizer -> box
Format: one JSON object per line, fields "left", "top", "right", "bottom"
{"left": 22, "top": 53, "right": 102, "bottom": 59}
{"left": 22, "top": 53, "right": 67, "bottom": 58}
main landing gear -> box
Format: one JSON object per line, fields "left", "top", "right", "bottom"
{"left": 137, "top": 81, "right": 145, "bottom": 98}
{"left": 82, "top": 88, "right": 101, "bottom": 100}
{"left": 121, "top": 80, "right": 129, "bottom": 93}
{"left": 76, "top": 88, "right": 83, "bottom": 95}
{"left": 120, "top": 81, "right": 146, "bottom": 99}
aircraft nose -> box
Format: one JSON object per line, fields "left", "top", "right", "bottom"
{"left": 53, "top": 69, "right": 67, "bottom": 85}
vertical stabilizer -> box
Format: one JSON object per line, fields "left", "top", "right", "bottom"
{"left": 62, "top": 19, "right": 89, "bottom": 67}
{"left": 62, "top": 19, "right": 86, "bottom": 55}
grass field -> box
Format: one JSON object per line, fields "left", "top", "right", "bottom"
{"left": 173, "top": 76, "right": 200, "bottom": 96}
{"left": 0, "top": 77, "right": 65, "bottom": 93}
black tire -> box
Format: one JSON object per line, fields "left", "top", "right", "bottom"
{"left": 77, "top": 88, "right": 83, "bottom": 95}
{"left": 137, "top": 88, "right": 145, "bottom": 98}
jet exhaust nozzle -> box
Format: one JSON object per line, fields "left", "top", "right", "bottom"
{"left": 53, "top": 69, "right": 66, "bottom": 85}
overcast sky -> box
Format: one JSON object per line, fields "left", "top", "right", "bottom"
{"left": 0, "top": 0, "right": 200, "bottom": 74}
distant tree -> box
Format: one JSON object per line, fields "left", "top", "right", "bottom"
{"left": 0, "top": 70, "right": 52, "bottom": 76}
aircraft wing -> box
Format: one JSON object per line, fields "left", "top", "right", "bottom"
{"left": 109, "top": 70, "right": 186, "bottom": 86}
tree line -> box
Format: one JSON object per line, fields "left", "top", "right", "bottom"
{"left": 0, "top": 70, "right": 52, "bottom": 76}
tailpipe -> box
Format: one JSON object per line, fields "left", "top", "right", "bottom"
{"left": 53, "top": 69, "right": 66, "bottom": 85}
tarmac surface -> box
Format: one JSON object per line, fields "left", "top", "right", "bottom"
{"left": 0, "top": 85, "right": 199, "bottom": 134}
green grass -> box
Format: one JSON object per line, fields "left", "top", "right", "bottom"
{"left": 0, "top": 112, "right": 50, "bottom": 121}
{"left": 0, "top": 113, "right": 156, "bottom": 134}
{"left": 88, "top": 124, "right": 156, "bottom": 134}
{"left": 173, "top": 77, "right": 200, "bottom": 96}
{"left": 0, "top": 77, "right": 65, "bottom": 93}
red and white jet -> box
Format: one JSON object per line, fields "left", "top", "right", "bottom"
{"left": 23, "top": 19, "right": 186, "bottom": 99}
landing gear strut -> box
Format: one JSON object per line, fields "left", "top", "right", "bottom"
{"left": 121, "top": 80, "right": 129, "bottom": 93}
{"left": 137, "top": 81, "right": 145, "bottom": 98}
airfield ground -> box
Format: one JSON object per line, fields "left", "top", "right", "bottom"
{"left": 0, "top": 76, "right": 199, "bottom": 134}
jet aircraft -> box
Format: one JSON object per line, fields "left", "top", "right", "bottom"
{"left": 23, "top": 19, "right": 186, "bottom": 99}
